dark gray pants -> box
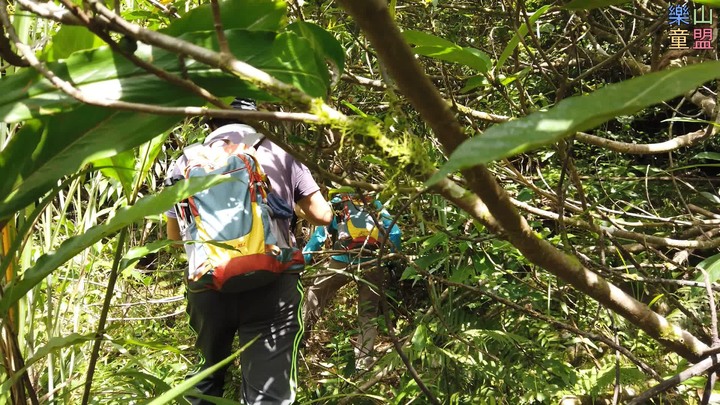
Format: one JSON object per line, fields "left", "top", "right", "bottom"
{"left": 303, "top": 260, "right": 385, "bottom": 363}
{"left": 186, "top": 273, "right": 303, "bottom": 405}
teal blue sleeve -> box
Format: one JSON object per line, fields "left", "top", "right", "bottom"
{"left": 376, "top": 200, "right": 401, "bottom": 251}
{"left": 303, "top": 226, "right": 327, "bottom": 263}
{"left": 386, "top": 222, "right": 401, "bottom": 251}
{"left": 328, "top": 216, "right": 338, "bottom": 231}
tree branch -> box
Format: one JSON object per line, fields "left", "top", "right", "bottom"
{"left": 0, "top": 23, "right": 28, "bottom": 67}
{"left": 628, "top": 355, "right": 720, "bottom": 404}
{"left": 511, "top": 198, "right": 720, "bottom": 250}
{"left": 575, "top": 127, "right": 714, "bottom": 154}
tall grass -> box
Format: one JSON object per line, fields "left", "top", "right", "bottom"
{"left": 0, "top": 120, "right": 206, "bottom": 403}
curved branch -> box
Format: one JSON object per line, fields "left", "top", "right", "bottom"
{"left": 628, "top": 355, "right": 720, "bottom": 404}
{"left": 56, "top": 0, "right": 228, "bottom": 110}
{"left": 15, "top": 0, "right": 84, "bottom": 25}
{"left": 0, "top": 24, "right": 28, "bottom": 67}
{"left": 686, "top": 89, "right": 718, "bottom": 116}
{"left": 575, "top": 127, "right": 713, "bottom": 154}
{"left": 511, "top": 197, "right": 720, "bottom": 250}
{"left": 86, "top": 0, "right": 334, "bottom": 115}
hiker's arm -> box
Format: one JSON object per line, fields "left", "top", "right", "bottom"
{"left": 167, "top": 216, "right": 182, "bottom": 243}
{"left": 296, "top": 191, "right": 332, "bottom": 226}
{"left": 303, "top": 226, "right": 327, "bottom": 263}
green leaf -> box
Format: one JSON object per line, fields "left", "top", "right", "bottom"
{"left": 0, "top": 107, "right": 184, "bottom": 222}
{"left": 1, "top": 333, "right": 93, "bottom": 394}
{"left": 47, "top": 25, "right": 104, "bottom": 61}
{"left": 415, "top": 252, "right": 446, "bottom": 270}
{"left": 93, "top": 149, "right": 136, "bottom": 198}
{"left": 0, "top": 175, "right": 230, "bottom": 315}
{"left": 429, "top": 62, "right": 720, "bottom": 185}
{"left": 400, "top": 265, "right": 418, "bottom": 281}
{"left": 412, "top": 324, "right": 429, "bottom": 351}
{"left": 593, "top": 366, "right": 645, "bottom": 394}
{"left": 700, "top": 192, "right": 720, "bottom": 204}
{"left": 695, "top": 253, "right": 720, "bottom": 283}
{"left": 460, "top": 75, "right": 489, "bottom": 93}
{"left": 0, "top": 29, "right": 329, "bottom": 123}
{"left": 662, "top": 117, "right": 720, "bottom": 127}
{"left": 163, "top": 0, "right": 286, "bottom": 36}
{"left": 564, "top": 0, "right": 630, "bottom": 10}
{"left": 115, "top": 371, "right": 173, "bottom": 396}
{"left": 449, "top": 265, "right": 475, "bottom": 284}
{"left": 269, "top": 31, "right": 330, "bottom": 97}
{"left": 120, "top": 239, "right": 177, "bottom": 271}
{"left": 147, "top": 343, "right": 250, "bottom": 405}
{"left": 403, "top": 30, "right": 489, "bottom": 73}
{"left": 115, "top": 337, "right": 184, "bottom": 354}
{"left": 421, "top": 232, "right": 448, "bottom": 251}
{"left": 690, "top": 0, "right": 720, "bottom": 5}
{"left": 497, "top": 5, "right": 551, "bottom": 70}
{"left": 136, "top": 132, "right": 171, "bottom": 187}
{"left": 286, "top": 21, "right": 345, "bottom": 77}
{"left": 694, "top": 152, "right": 720, "bottom": 161}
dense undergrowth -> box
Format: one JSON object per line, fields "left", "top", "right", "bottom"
{"left": 3, "top": 0, "right": 720, "bottom": 403}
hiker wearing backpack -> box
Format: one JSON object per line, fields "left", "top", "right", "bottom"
{"left": 302, "top": 188, "right": 401, "bottom": 370}
{"left": 165, "top": 98, "right": 332, "bottom": 405}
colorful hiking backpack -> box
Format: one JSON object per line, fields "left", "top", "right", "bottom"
{"left": 172, "top": 139, "right": 304, "bottom": 293}
{"left": 330, "top": 191, "right": 386, "bottom": 251}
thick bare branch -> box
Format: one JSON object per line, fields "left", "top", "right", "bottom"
{"left": 15, "top": 0, "right": 84, "bottom": 25}
{"left": 0, "top": 24, "right": 27, "bottom": 67}
{"left": 686, "top": 89, "right": 718, "bottom": 116}
{"left": 628, "top": 354, "right": 720, "bottom": 404}
{"left": 511, "top": 198, "right": 720, "bottom": 250}
{"left": 576, "top": 128, "right": 713, "bottom": 154}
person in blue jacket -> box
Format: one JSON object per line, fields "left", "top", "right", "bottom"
{"left": 302, "top": 190, "right": 401, "bottom": 369}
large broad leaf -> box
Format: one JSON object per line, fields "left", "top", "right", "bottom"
{"left": 92, "top": 132, "right": 170, "bottom": 199}
{"left": 565, "top": 0, "right": 631, "bottom": 9}
{"left": 0, "top": 106, "right": 185, "bottom": 221}
{"left": 0, "top": 175, "right": 229, "bottom": 315}
{"left": 430, "top": 62, "right": 720, "bottom": 184}
{"left": 188, "top": 30, "right": 329, "bottom": 97}
{"left": 163, "top": 0, "right": 286, "bottom": 36}
{"left": 286, "top": 21, "right": 345, "bottom": 78}
{"left": 695, "top": 253, "right": 720, "bottom": 283}
{"left": 46, "top": 25, "right": 104, "bottom": 61}
{"left": 119, "top": 240, "right": 176, "bottom": 271}
{"left": 496, "top": 6, "right": 551, "bottom": 70}
{"left": 0, "top": 29, "right": 329, "bottom": 123}
{"left": 402, "top": 30, "right": 490, "bottom": 73}
{"left": 694, "top": 0, "right": 720, "bottom": 5}
{"left": 92, "top": 149, "right": 137, "bottom": 198}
